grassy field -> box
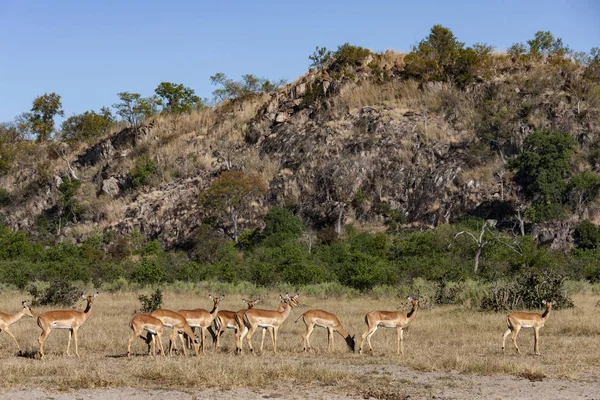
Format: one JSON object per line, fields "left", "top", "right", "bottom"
{"left": 1, "top": 289, "right": 599, "bottom": 394}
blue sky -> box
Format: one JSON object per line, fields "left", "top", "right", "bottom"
{"left": 0, "top": 0, "right": 598, "bottom": 123}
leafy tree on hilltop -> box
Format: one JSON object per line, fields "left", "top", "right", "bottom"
{"left": 154, "top": 82, "right": 203, "bottom": 114}
{"left": 112, "top": 92, "right": 160, "bottom": 129}
{"left": 60, "top": 107, "right": 114, "bottom": 143}
{"left": 27, "top": 93, "right": 64, "bottom": 141}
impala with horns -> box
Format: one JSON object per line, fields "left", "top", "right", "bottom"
{"left": 0, "top": 301, "right": 34, "bottom": 352}
{"left": 237, "top": 293, "right": 299, "bottom": 354}
{"left": 502, "top": 300, "right": 552, "bottom": 355}
{"left": 235, "top": 297, "right": 294, "bottom": 353}
{"left": 295, "top": 309, "right": 355, "bottom": 353}
{"left": 127, "top": 314, "right": 166, "bottom": 357}
{"left": 37, "top": 292, "right": 98, "bottom": 359}
{"left": 213, "top": 298, "right": 260, "bottom": 349}
{"left": 150, "top": 309, "right": 200, "bottom": 356}
{"left": 178, "top": 294, "right": 224, "bottom": 354}
{"left": 359, "top": 296, "right": 419, "bottom": 355}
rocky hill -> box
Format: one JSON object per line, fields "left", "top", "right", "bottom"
{"left": 1, "top": 36, "right": 599, "bottom": 252}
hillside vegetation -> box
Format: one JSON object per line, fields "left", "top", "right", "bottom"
{"left": 0, "top": 26, "right": 599, "bottom": 306}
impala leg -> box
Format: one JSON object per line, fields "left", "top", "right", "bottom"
{"left": 511, "top": 326, "right": 522, "bottom": 354}
{"left": 328, "top": 327, "right": 335, "bottom": 353}
{"left": 502, "top": 328, "right": 511, "bottom": 352}
{"left": 178, "top": 332, "right": 188, "bottom": 356}
{"left": 66, "top": 329, "right": 73, "bottom": 356}
{"left": 246, "top": 325, "right": 257, "bottom": 354}
{"left": 303, "top": 324, "right": 315, "bottom": 352}
{"left": 3, "top": 327, "right": 21, "bottom": 351}
{"left": 38, "top": 329, "right": 51, "bottom": 360}
{"left": 260, "top": 328, "right": 266, "bottom": 353}
{"left": 398, "top": 328, "right": 404, "bottom": 355}
{"left": 534, "top": 327, "right": 541, "bottom": 356}
{"left": 168, "top": 330, "right": 177, "bottom": 356}
{"left": 73, "top": 327, "right": 80, "bottom": 358}
{"left": 273, "top": 327, "right": 279, "bottom": 354}
{"left": 360, "top": 326, "right": 377, "bottom": 354}
{"left": 127, "top": 328, "right": 139, "bottom": 357}
{"left": 157, "top": 333, "right": 165, "bottom": 357}
{"left": 201, "top": 327, "right": 206, "bottom": 354}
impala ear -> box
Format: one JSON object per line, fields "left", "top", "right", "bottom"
{"left": 22, "top": 300, "right": 28, "bottom": 307}
{"left": 209, "top": 294, "right": 214, "bottom": 300}
{"left": 407, "top": 296, "right": 413, "bottom": 301}
{"left": 219, "top": 295, "right": 225, "bottom": 301}
{"left": 242, "top": 299, "right": 248, "bottom": 304}
{"left": 93, "top": 292, "right": 99, "bottom": 298}
{"left": 542, "top": 300, "right": 547, "bottom": 305}
{"left": 254, "top": 298, "right": 261, "bottom": 303}
{"left": 279, "top": 294, "right": 283, "bottom": 301}
{"left": 81, "top": 294, "right": 87, "bottom": 300}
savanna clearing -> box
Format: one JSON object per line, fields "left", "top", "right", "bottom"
{"left": 1, "top": 290, "right": 600, "bottom": 399}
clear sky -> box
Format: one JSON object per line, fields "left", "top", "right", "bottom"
{"left": 0, "top": 0, "right": 598, "bottom": 123}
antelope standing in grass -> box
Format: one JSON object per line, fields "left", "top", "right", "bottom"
{"left": 178, "top": 294, "right": 224, "bottom": 354}
{"left": 213, "top": 298, "right": 260, "bottom": 349}
{"left": 502, "top": 300, "right": 552, "bottom": 355}
{"left": 37, "top": 292, "right": 98, "bottom": 359}
{"left": 295, "top": 309, "right": 355, "bottom": 353}
{"left": 359, "top": 296, "right": 419, "bottom": 355}
{"left": 150, "top": 309, "right": 200, "bottom": 356}
{"left": 127, "top": 314, "right": 166, "bottom": 357}
{"left": 0, "top": 301, "right": 34, "bottom": 352}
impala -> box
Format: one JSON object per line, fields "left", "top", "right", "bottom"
{"left": 359, "top": 296, "right": 419, "bottom": 355}
{"left": 178, "top": 294, "right": 224, "bottom": 354}
{"left": 37, "top": 292, "right": 98, "bottom": 359}
{"left": 213, "top": 298, "right": 260, "bottom": 349}
{"left": 502, "top": 300, "right": 552, "bottom": 355}
{"left": 150, "top": 309, "right": 200, "bottom": 356}
{"left": 295, "top": 309, "right": 355, "bottom": 353}
{"left": 0, "top": 301, "right": 34, "bottom": 352}
{"left": 237, "top": 293, "right": 300, "bottom": 354}
{"left": 127, "top": 314, "right": 166, "bottom": 357}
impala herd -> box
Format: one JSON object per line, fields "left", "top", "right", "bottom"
{"left": 0, "top": 292, "right": 554, "bottom": 359}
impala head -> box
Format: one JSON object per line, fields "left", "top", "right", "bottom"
{"left": 346, "top": 334, "right": 356, "bottom": 352}
{"left": 22, "top": 300, "right": 34, "bottom": 317}
{"left": 82, "top": 292, "right": 99, "bottom": 303}
{"left": 209, "top": 294, "right": 225, "bottom": 305}
{"left": 286, "top": 293, "right": 301, "bottom": 308}
{"left": 542, "top": 300, "right": 553, "bottom": 309}
{"left": 242, "top": 298, "right": 260, "bottom": 308}
{"left": 407, "top": 296, "right": 419, "bottom": 308}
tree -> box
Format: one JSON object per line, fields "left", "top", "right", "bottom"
{"left": 112, "top": 92, "right": 159, "bottom": 129}
{"left": 154, "top": 82, "right": 203, "bottom": 114}
{"left": 510, "top": 131, "right": 574, "bottom": 204}
{"left": 210, "top": 73, "right": 285, "bottom": 103}
{"left": 28, "top": 93, "right": 64, "bottom": 141}
{"left": 527, "top": 31, "right": 570, "bottom": 58}
{"left": 308, "top": 46, "right": 333, "bottom": 69}
{"left": 60, "top": 108, "right": 114, "bottom": 143}
{"left": 200, "top": 171, "right": 268, "bottom": 242}
{"left": 567, "top": 171, "right": 600, "bottom": 216}
{"left": 574, "top": 220, "right": 600, "bottom": 250}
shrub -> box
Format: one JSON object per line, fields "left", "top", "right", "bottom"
{"left": 0, "top": 188, "right": 11, "bottom": 207}
{"left": 138, "top": 288, "right": 163, "bottom": 313}
{"left": 481, "top": 271, "right": 573, "bottom": 311}
{"left": 131, "top": 257, "right": 166, "bottom": 285}
{"left": 333, "top": 43, "right": 371, "bottom": 67}
{"left": 28, "top": 278, "right": 82, "bottom": 306}
{"left": 131, "top": 157, "right": 158, "bottom": 188}
{"left": 262, "top": 207, "right": 304, "bottom": 239}
{"left": 574, "top": 220, "right": 600, "bottom": 250}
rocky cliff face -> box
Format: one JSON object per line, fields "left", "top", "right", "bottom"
{"left": 1, "top": 55, "right": 594, "bottom": 251}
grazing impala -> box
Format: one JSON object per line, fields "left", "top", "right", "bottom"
{"left": 213, "top": 298, "right": 260, "bottom": 349}
{"left": 37, "top": 292, "right": 98, "bottom": 359}
{"left": 502, "top": 300, "right": 552, "bottom": 355}
{"left": 150, "top": 309, "right": 200, "bottom": 356}
{"left": 359, "top": 296, "right": 419, "bottom": 355}
{"left": 295, "top": 309, "right": 355, "bottom": 353}
{"left": 178, "top": 294, "right": 224, "bottom": 354}
{"left": 127, "top": 314, "right": 166, "bottom": 357}
{"left": 237, "top": 294, "right": 300, "bottom": 354}
{"left": 0, "top": 301, "right": 34, "bottom": 352}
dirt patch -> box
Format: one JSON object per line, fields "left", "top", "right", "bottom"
{"left": 4, "top": 368, "right": 600, "bottom": 400}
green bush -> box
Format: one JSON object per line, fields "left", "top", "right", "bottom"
{"left": 333, "top": 43, "right": 371, "bottom": 67}
{"left": 138, "top": 288, "right": 163, "bottom": 313}
{"left": 131, "top": 157, "right": 157, "bottom": 188}
{"left": 574, "top": 221, "right": 600, "bottom": 250}
{"left": 28, "top": 278, "right": 82, "bottom": 306}
{"left": 131, "top": 257, "right": 166, "bottom": 285}
{"left": 0, "top": 188, "right": 10, "bottom": 207}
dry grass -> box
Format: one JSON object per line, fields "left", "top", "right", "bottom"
{"left": 1, "top": 290, "right": 600, "bottom": 393}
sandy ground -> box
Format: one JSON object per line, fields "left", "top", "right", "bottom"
{"left": 3, "top": 364, "right": 600, "bottom": 400}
